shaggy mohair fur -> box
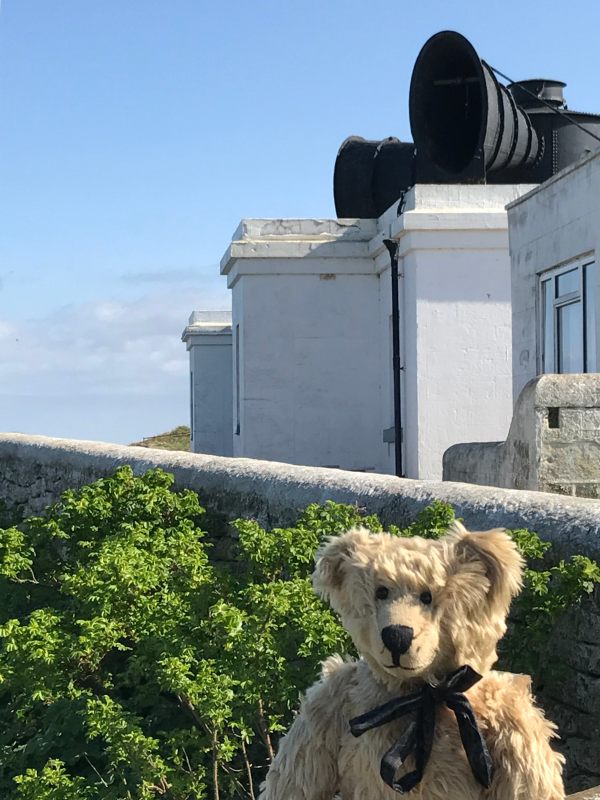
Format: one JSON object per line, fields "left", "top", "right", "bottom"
{"left": 259, "top": 523, "right": 565, "bottom": 800}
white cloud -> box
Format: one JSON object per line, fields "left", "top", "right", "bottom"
{"left": 0, "top": 282, "right": 230, "bottom": 434}
{"left": 0, "top": 320, "right": 16, "bottom": 340}
{"left": 92, "top": 302, "right": 125, "bottom": 322}
{"left": 120, "top": 267, "right": 219, "bottom": 285}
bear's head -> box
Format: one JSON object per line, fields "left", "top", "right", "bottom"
{"left": 312, "top": 522, "right": 523, "bottom": 685}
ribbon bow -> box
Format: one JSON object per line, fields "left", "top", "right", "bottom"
{"left": 349, "top": 665, "right": 494, "bottom": 794}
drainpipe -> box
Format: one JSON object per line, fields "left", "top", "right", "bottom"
{"left": 383, "top": 238, "right": 403, "bottom": 477}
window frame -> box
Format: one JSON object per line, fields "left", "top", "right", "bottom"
{"left": 538, "top": 255, "right": 596, "bottom": 375}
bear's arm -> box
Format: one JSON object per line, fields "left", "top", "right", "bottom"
{"left": 477, "top": 672, "right": 565, "bottom": 800}
{"left": 258, "top": 655, "right": 354, "bottom": 800}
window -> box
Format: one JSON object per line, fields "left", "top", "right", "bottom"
{"left": 540, "top": 258, "right": 597, "bottom": 374}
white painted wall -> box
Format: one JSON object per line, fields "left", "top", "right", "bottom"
{"left": 182, "top": 314, "right": 233, "bottom": 456}
{"left": 375, "top": 184, "right": 535, "bottom": 479}
{"left": 508, "top": 151, "right": 600, "bottom": 401}
{"left": 222, "top": 221, "right": 382, "bottom": 470}
{"left": 219, "top": 188, "right": 535, "bottom": 479}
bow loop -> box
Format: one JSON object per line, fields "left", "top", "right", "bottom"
{"left": 431, "top": 664, "right": 483, "bottom": 697}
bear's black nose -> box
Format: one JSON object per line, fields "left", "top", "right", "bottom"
{"left": 381, "top": 625, "right": 414, "bottom": 663}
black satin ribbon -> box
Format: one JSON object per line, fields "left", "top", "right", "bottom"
{"left": 349, "top": 665, "right": 494, "bottom": 794}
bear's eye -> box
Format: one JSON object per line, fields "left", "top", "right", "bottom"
{"left": 375, "top": 586, "right": 389, "bottom": 600}
{"left": 420, "top": 590, "right": 433, "bottom": 605}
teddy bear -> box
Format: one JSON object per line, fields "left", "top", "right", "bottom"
{"left": 259, "top": 522, "right": 565, "bottom": 800}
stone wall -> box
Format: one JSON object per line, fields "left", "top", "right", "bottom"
{"left": 543, "top": 588, "right": 600, "bottom": 792}
{"left": 1, "top": 432, "right": 600, "bottom": 793}
{"left": 443, "top": 374, "right": 600, "bottom": 498}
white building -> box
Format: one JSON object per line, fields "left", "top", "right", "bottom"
{"left": 443, "top": 151, "right": 600, "bottom": 495}
{"left": 508, "top": 150, "right": 599, "bottom": 398}
{"left": 181, "top": 24, "right": 600, "bottom": 480}
{"left": 188, "top": 183, "right": 536, "bottom": 479}
{"left": 182, "top": 310, "right": 233, "bottom": 456}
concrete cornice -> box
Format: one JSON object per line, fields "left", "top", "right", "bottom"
{"left": 181, "top": 324, "right": 232, "bottom": 348}
{"left": 221, "top": 190, "right": 533, "bottom": 281}
{"left": 369, "top": 211, "right": 511, "bottom": 259}
{"left": 220, "top": 218, "right": 378, "bottom": 279}
{"left": 230, "top": 218, "right": 377, "bottom": 242}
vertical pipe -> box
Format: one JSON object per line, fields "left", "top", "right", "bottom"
{"left": 383, "top": 239, "right": 403, "bottom": 477}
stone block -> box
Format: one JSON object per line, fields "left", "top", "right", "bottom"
{"left": 576, "top": 484, "right": 600, "bottom": 499}
{"left": 567, "top": 737, "right": 600, "bottom": 777}
{"left": 542, "top": 441, "right": 600, "bottom": 482}
{"left": 545, "top": 700, "right": 600, "bottom": 739}
{"left": 446, "top": 375, "right": 600, "bottom": 499}
{"left": 562, "top": 641, "right": 600, "bottom": 675}
{"left": 577, "top": 609, "right": 600, "bottom": 645}
{"left": 548, "top": 672, "right": 600, "bottom": 716}
{"left": 567, "top": 786, "right": 600, "bottom": 799}
{"left": 544, "top": 482, "right": 576, "bottom": 496}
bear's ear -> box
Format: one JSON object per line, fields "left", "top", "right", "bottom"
{"left": 448, "top": 522, "right": 524, "bottom": 612}
{"left": 312, "top": 527, "right": 372, "bottom": 602}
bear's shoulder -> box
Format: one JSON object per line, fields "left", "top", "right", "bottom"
{"left": 471, "top": 669, "right": 533, "bottom": 706}
{"left": 312, "top": 655, "right": 362, "bottom": 698}
{"left": 300, "top": 656, "right": 368, "bottom": 714}
{"left": 467, "top": 670, "right": 558, "bottom": 741}
{"left": 320, "top": 654, "right": 360, "bottom": 682}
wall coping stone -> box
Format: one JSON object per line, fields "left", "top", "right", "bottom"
{"left": 567, "top": 787, "right": 600, "bottom": 799}
{"left": 1, "top": 433, "right": 600, "bottom": 561}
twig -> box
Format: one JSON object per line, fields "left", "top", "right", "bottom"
{"left": 241, "top": 738, "right": 256, "bottom": 800}
{"left": 257, "top": 698, "right": 275, "bottom": 761}
{"left": 212, "top": 729, "right": 220, "bottom": 800}
{"left": 182, "top": 746, "right": 193, "bottom": 774}
{"left": 176, "top": 693, "right": 206, "bottom": 733}
{"left": 222, "top": 764, "right": 252, "bottom": 800}
{"left": 84, "top": 754, "right": 109, "bottom": 787}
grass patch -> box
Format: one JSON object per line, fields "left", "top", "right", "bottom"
{"left": 129, "top": 425, "right": 190, "bottom": 452}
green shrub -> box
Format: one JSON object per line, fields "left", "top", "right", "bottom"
{"left": 0, "top": 468, "right": 597, "bottom": 799}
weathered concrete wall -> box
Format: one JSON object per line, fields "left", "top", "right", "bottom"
{"left": 1, "top": 432, "right": 600, "bottom": 792}
{"left": 443, "top": 374, "right": 600, "bottom": 498}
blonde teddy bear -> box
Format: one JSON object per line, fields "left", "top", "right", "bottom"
{"left": 259, "top": 523, "right": 564, "bottom": 800}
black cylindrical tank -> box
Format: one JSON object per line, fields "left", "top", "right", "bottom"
{"left": 334, "top": 136, "right": 416, "bottom": 218}
{"left": 333, "top": 137, "right": 381, "bottom": 218}
{"left": 371, "top": 138, "right": 415, "bottom": 217}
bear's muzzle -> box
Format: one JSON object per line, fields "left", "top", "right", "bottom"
{"left": 381, "top": 624, "right": 414, "bottom": 665}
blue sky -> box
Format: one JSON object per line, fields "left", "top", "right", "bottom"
{"left": 0, "top": 0, "right": 598, "bottom": 443}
